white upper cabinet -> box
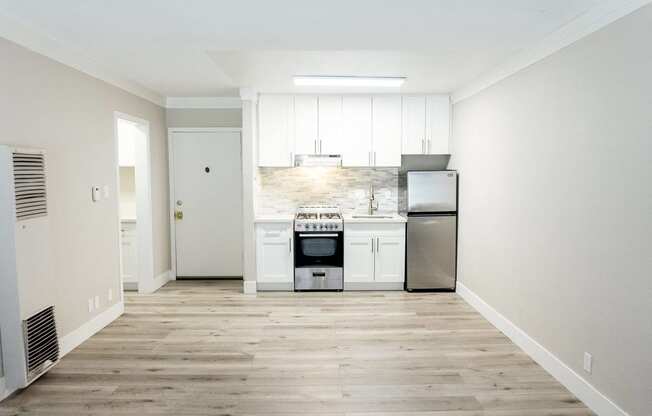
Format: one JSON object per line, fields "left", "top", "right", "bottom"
{"left": 258, "top": 94, "right": 293, "bottom": 167}
{"left": 257, "top": 93, "right": 449, "bottom": 167}
{"left": 318, "top": 96, "right": 343, "bottom": 155}
{"left": 340, "top": 96, "right": 372, "bottom": 167}
{"left": 426, "top": 95, "right": 451, "bottom": 154}
{"left": 402, "top": 96, "right": 427, "bottom": 154}
{"left": 372, "top": 95, "right": 402, "bottom": 167}
{"left": 293, "top": 95, "right": 319, "bottom": 155}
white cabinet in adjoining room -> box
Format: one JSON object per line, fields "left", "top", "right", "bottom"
{"left": 255, "top": 222, "right": 294, "bottom": 290}
{"left": 258, "top": 94, "right": 294, "bottom": 167}
{"left": 402, "top": 95, "right": 427, "bottom": 154}
{"left": 293, "top": 95, "right": 319, "bottom": 155}
{"left": 120, "top": 221, "right": 138, "bottom": 289}
{"left": 371, "top": 95, "right": 402, "bottom": 167}
{"left": 340, "top": 96, "right": 373, "bottom": 167}
{"left": 426, "top": 95, "right": 451, "bottom": 154}
{"left": 344, "top": 222, "right": 405, "bottom": 289}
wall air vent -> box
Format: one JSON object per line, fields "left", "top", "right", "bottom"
{"left": 12, "top": 151, "right": 47, "bottom": 220}
{"left": 22, "top": 306, "right": 59, "bottom": 383}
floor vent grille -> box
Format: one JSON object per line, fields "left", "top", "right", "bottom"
{"left": 23, "top": 306, "right": 59, "bottom": 383}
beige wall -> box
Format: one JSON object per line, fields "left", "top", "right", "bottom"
{"left": 0, "top": 37, "right": 170, "bottom": 337}
{"left": 166, "top": 108, "right": 242, "bottom": 128}
{"left": 451, "top": 5, "right": 652, "bottom": 415}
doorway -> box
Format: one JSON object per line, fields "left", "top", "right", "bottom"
{"left": 114, "top": 112, "right": 155, "bottom": 294}
{"left": 169, "top": 128, "right": 243, "bottom": 278}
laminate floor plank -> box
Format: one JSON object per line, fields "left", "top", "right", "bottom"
{"left": 0, "top": 280, "right": 594, "bottom": 415}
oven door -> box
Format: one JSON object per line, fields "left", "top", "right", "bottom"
{"left": 294, "top": 231, "right": 343, "bottom": 268}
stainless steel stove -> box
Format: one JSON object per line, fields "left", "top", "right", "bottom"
{"left": 293, "top": 206, "right": 344, "bottom": 291}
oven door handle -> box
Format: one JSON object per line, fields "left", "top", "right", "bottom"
{"left": 298, "top": 233, "right": 339, "bottom": 237}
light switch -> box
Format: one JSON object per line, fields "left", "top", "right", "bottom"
{"left": 92, "top": 186, "right": 102, "bottom": 202}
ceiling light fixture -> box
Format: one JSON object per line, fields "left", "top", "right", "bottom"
{"left": 293, "top": 75, "right": 406, "bottom": 87}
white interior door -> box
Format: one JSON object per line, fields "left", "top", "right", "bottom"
{"left": 172, "top": 130, "right": 243, "bottom": 277}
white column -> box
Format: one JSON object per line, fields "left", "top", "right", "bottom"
{"left": 239, "top": 88, "right": 258, "bottom": 294}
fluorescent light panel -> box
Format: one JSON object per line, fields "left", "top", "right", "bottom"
{"left": 293, "top": 75, "right": 406, "bottom": 87}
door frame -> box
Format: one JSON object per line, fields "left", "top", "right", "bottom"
{"left": 113, "top": 111, "right": 156, "bottom": 294}
{"left": 167, "top": 127, "right": 243, "bottom": 279}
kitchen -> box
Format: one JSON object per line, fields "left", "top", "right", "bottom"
{"left": 1, "top": 2, "right": 650, "bottom": 415}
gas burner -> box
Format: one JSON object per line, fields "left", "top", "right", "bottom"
{"left": 294, "top": 206, "right": 343, "bottom": 232}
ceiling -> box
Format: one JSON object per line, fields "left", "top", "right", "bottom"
{"left": 0, "top": 0, "right": 607, "bottom": 98}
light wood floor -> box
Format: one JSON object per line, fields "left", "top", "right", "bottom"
{"left": 0, "top": 280, "right": 593, "bottom": 416}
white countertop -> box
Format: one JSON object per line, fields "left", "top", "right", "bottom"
{"left": 254, "top": 215, "right": 294, "bottom": 223}
{"left": 343, "top": 213, "right": 407, "bottom": 223}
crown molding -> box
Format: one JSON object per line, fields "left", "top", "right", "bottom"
{"left": 165, "top": 96, "right": 242, "bottom": 109}
{"left": 0, "top": 11, "right": 165, "bottom": 107}
{"left": 452, "top": 0, "right": 652, "bottom": 104}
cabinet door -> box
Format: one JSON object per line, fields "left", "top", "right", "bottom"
{"left": 402, "top": 96, "right": 427, "bottom": 154}
{"left": 318, "top": 96, "right": 342, "bottom": 155}
{"left": 120, "top": 225, "right": 138, "bottom": 283}
{"left": 294, "top": 95, "right": 319, "bottom": 154}
{"left": 426, "top": 95, "right": 451, "bottom": 154}
{"left": 340, "top": 96, "right": 372, "bottom": 167}
{"left": 374, "top": 234, "right": 405, "bottom": 283}
{"left": 258, "top": 95, "right": 293, "bottom": 167}
{"left": 256, "top": 225, "right": 293, "bottom": 283}
{"left": 372, "top": 96, "right": 402, "bottom": 167}
{"left": 344, "top": 235, "right": 375, "bottom": 283}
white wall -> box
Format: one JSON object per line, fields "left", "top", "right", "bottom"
{"left": 166, "top": 108, "right": 242, "bottom": 128}
{"left": 0, "top": 36, "right": 170, "bottom": 340}
{"left": 451, "top": 5, "right": 652, "bottom": 415}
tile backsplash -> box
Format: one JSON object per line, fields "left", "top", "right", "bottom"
{"left": 256, "top": 167, "right": 398, "bottom": 216}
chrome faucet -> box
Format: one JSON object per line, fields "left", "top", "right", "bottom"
{"left": 368, "top": 184, "right": 379, "bottom": 215}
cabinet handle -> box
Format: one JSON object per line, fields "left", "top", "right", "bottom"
{"left": 289, "top": 238, "right": 292, "bottom": 253}
{"left": 314, "top": 139, "right": 317, "bottom": 154}
{"left": 319, "top": 139, "right": 322, "bottom": 154}
{"left": 371, "top": 237, "right": 374, "bottom": 253}
{"left": 374, "top": 152, "right": 377, "bottom": 166}
{"left": 377, "top": 237, "right": 380, "bottom": 252}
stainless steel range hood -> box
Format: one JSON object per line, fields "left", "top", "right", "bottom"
{"left": 294, "top": 154, "right": 342, "bottom": 167}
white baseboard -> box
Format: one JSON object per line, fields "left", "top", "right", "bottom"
{"left": 0, "top": 376, "right": 8, "bottom": 402}
{"left": 257, "top": 282, "right": 292, "bottom": 291}
{"left": 59, "top": 300, "right": 124, "bottom": 356}
{"left": 243, "top": 280, "right": 257, "bottom": 294}
{"left": 456, "top": 282, "right": 629, "bottom": 416}
{"left": 139, "top": 269, "right": 172, "bottom": 294}
{"left": 344, "top": 282, "right": 404, "bottom": 291}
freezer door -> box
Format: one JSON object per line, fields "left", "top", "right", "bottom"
{"left": 407, "top": 215, "right": 457, "bottom": 290}
{"left": 407, "top": 171, "right": 457, "bottom": 212}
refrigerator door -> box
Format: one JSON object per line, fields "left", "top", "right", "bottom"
{"left": 407, "top": 171, "right": 457, "bottom": 213}
{"left": 406, "top": 214, "right": 457, "bottom": 290}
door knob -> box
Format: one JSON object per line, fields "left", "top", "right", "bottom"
{"left": 174, "top": 210, "right": 183, "bottom": 220}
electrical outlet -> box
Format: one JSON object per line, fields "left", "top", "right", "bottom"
{"left": 88, "top": 298, "right": 94, "bottom": 313}
{"left": 108, "top": 288, "right": 113, "bottom": 302}
{"left": 94, "top": 295, "right": 100, "bottom": 309}
{"left": 583, "top": 352, "right": 593, "bottom": 373}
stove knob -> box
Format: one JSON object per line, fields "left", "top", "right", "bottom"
{"left": 319, "top": 224, "right": 324, "bottom": 230}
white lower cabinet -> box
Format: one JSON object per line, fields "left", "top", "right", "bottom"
{"left": 120, "top": 221, "right": 138, "bottom": 289}
{"left": 344, "top": 223, "right": 405, "bottom": 289}
{"left": 255, "top": 222, "right": 294, "bottom": 290}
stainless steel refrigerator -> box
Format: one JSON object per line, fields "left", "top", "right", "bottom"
{"left": 405, "top": 170, "right": 457, "bottom": 291}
